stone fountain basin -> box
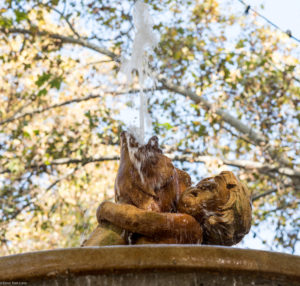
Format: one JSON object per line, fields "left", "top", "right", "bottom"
{"left": 0, "top": 246, "right": 299, "bottom": 285}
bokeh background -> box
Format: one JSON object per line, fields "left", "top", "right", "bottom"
{"left": 0, "top": 0, "right": 299, "bottom": 255}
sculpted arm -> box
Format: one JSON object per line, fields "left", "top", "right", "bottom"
{"left": 83, "top": 170, "right": 251, "bottom": 247}
{"left": 97, "top": 201, "right": 203, "bottom": 244}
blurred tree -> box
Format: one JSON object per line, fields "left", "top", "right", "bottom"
{"left": 0, "top": 0, "right": 299, "bottom": 255}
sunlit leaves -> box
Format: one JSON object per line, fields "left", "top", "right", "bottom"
{"left": 0, "top": 0, "right": 299, "bottom": 255}
{"left": 14, "top": 10, "right": 28, "bottom": 23}
{"left": 49, "top": 76, "right": 63, "bottom": 90}
{"left": 35, "top": 72, "right": 52, "bottom": 87}
{"left": 0, "top": 16, "right": 12, "bottom": 28}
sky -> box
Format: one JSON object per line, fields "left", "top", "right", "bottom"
{"left": 235, "top": 0, "right": 300, "bottom": 49}
{"left": 114, "top": 0, "right": 300, "bottom": 254}
{"left": 97, "top": 0, "right": 300, "bottom": 254}
{"left": 52, "top": 0, "right": 300, "bottom": 255}
{"left": 230, "top": 0, "right": 300, "bottom": 254}
{"left": 2, "top": 0, "right": 298, "bottom": 254}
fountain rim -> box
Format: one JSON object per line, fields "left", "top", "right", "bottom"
{"left": 0, "top": 245, "right": 299, "bottom": 282}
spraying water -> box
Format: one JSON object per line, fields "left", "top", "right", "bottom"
{"left": 119, "top": 0, "right": 158, "bottom": 143}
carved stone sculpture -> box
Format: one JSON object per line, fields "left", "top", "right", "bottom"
{"left": 177, "top": 171, "right": 252, "bottom": 245}
{"left": 115, "top": 131, "right": 179, "bottom": 212}
{"left": 82, "top": 132, "right": 252, "bottom": 247}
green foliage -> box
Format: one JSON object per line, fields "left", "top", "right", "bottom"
{"left": 0, "top": 0, "right": 299, "bottom": 255}
{"left": 14, "top": 10, "right": 28, "bottom": 23}
{"left": 0, "top": 16, "right": 12, "bottom": 28}
{"left": 35, "top": 73, "right": 52, "bottom": 87}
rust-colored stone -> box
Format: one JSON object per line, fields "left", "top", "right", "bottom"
{"left": 86, "top": 133, "right": 251, "bottom": 247}
{"left": 177, "top": 171, "right": 252, "bottom": 245}
{"left": 114, "top": 131, "right": 179, "bottom": 212}
{"left": 81, "top": 221, "right": 126, "bottom": 247}
{"left": 175, "top": 167, "right": 192, "bottom": 196}
{"left": 97, "top": 202, "right": 203, "bottom": 244}
{"left": 0, "top": 246, "right": 299, "bottom": 285}
{"left": 92, "top": 171, "right": 251, "bottom": 246}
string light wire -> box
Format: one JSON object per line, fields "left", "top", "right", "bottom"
{"left": 236, "top": 0, "right": 300, "bottom": 44}
{"left": 235, "top": 0, "right": 300, "bottom": 83}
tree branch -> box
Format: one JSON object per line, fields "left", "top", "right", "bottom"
{"left": 42, "top": 3, "right": 81, "bottom": 38}
{"left": 268, "top": 201, "right": 300, "bottom": 214}
{"left": 1, "top": 93, "right": 103, "bottom": 125}
{"left": 0, "top": 88, "right": 160, "bottom": 126}
{"left": 1, "top": 28, "right": 118, "bottom": 61}
{"left": 1, "top": 152, "right": 297, "bottom": 202}
{"left": 252, "top": 188, "right": 278, "bottom": 202}
{"left": 169, "top": 154, "right": 300, "bottom": 178}
{"left": 35, "top": 155, "right": 120, "bottom": 168}
{"left": 1, "top": 153, "right": 298, "bottom": 179}
{"left": 46, "top": 166, "right": 79, "bottom": 191}
{"left": 157, "top": 74, "right": 296, "bottom": 170}
{"left": 0, "top": 155, "right": 119, "bottom": 175}
{"left": 222, "top": 125, "right": 254, "bottom": 146}
{"left": 1, "top": 27, "right": 299, "bottom": 177}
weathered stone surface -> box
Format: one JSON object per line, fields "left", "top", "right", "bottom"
{"left": 81, "top": 221, "right": 126, "bottom": 247}
{"left": 86, "top": 133, "right": 251, "bottom": 247}
{"left": 97, "top": 202, "right": 203, "bottom": 244}
{"left": 178, "top": 171, "right": 252, "bottom": 245}
{"left": 115, "top": 132, "right": 192, "bottom": 212}
{"left": 115, "top": 131, "right": 179, "bottom": 212}
{"left": 0, "top": 246, "right": 299, "bottom": 285}
{"left": 91, "top": 171, "right": 251, "bottom": 246}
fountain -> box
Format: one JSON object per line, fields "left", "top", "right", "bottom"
{"left": 0, "top": 245, "right": 299, "bottom": 285}
{"left": 1, "top": 131, "right": 298, "bottom": 285}
{"left": 83, "top": 131, "right": 252, "bottom": 246}
{"left": 0, "top": 1, "right": 299, "bottom": 285}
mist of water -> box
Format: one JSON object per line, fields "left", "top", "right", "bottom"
{"left": 119, "top": 0, "right": 158, "bottom": 143}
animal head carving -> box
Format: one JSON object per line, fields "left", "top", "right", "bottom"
{"left": 177, "top": 171, "right": 252, "bottom": 246}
